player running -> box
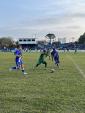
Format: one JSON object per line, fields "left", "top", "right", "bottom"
{"left": 33, "top": 49, "right": 48, "bottom": 69}
{"left": 51, "top": 48, "right": 60, "bottom": 67}
{"left": 9, "top": 45, "right": 27, "bottom": 75}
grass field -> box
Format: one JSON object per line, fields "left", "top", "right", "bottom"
{"left": 0, "top": 52, "right": 85, "bottom": 113}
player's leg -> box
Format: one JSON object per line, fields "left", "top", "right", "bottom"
{"left": 9, "top": 66, "right": 17, "bottom": 71}
{"left": 9, "top": 57, "right": 19, "bottom": 71}
{"left": 20, "top": 60, "right": 27, "bottom": 75}
{"left": 35, "top": 64, "right": 39, "bottom": 67}
{"left": 15, "top": 57, "right": 20, "bottom": 69}
{"left": 43, "top": 61, "right": 47, "bottom": 68}
{"left": 9, "top": 61, "right": 19, "bottom": 71}
{"left": 55, "top": 57, "right": 60, "bottom": 68}
{"left": 35, "top": 60, "right": 42, "bottom": 67}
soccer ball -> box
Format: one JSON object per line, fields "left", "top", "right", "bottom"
{"left": 50, "top": 69, "right": 55, "bottom": 73}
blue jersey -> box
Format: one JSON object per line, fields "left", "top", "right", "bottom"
{"left": 51, "top": 49, "right": 58, "bottom": 58}
{"left": 14, "top": 49, "right": 22, "bottom": 66}
{"left": 14, "top": 49, "right": 22, "bottom": 57}
{"left": 51, "top": 49, "right": 59, "bottom": 64}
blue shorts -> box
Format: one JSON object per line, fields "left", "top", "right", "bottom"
{"left": 15, "top": 57, "right": 23, "bottom": 68}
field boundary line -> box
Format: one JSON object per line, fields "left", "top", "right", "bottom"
{"left": 67, "top": 55, "right": 85, "bottom": 78}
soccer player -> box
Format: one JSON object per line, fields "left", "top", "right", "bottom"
{"left": 34, "top": 49, "right": 48, "bottom": 69}
{"left": 9, "top": 45, "right": 27, "bottom": 75}
{"left": 51, "top": 48, "right": 60, "bottom": 67}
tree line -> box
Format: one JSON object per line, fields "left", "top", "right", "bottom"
{"left": 78, "top": 32, "right": 85, "bottom": 44}
{"left": 0, "top": 33, "right": 85, "bottom": 48}
{"left": 0, "top": 37, "right": 16, "bottom": 48}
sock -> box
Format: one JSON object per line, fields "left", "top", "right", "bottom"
{"left": 22, "top": 68, "right": 25, "bottom": 73}
{"left": 45, "top": 62, "right": 47, "bottom": 68}
{"left": 11, "top": 67, "right": 17, "bottom": 70}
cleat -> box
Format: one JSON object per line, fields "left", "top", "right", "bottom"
{"left": 23, "top": 72, "right": 28, "bottom": 75}
{"left": 9, "top": 68, "right": 12, "bottom": 71}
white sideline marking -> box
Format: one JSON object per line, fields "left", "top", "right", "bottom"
{"left": 67, "top": 56, "right": 85, "bottom": 78}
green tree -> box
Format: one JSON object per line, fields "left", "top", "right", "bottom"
{"left": 45, "top": 33, "right": 56, "bottom": 44}
{"left": 16, "top": 41, "right": 19, "bottom": 45}
{"left": 0, "top": 37, "right": 15, "bottom": 48}
{"left": 78, "top": 33, "right": 85, "bottom": 44}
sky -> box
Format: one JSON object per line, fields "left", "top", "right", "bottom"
{"left": 0, "top": 0, "right": 85, "bottom": 42}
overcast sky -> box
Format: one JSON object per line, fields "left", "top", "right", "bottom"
{"left": 0, "top": 0, "right": 85, "bottom": 41}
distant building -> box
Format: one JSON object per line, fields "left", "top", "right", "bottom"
{"left": 58, "top": 38, "right": 66, "bottom": 44}
{"left": 18, "top": 38, "right": 37, "bottom": 49}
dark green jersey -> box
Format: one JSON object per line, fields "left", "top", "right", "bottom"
{"left": 39, "top": 53, "right": 46, "bottom": 61}
{"left": 37, "top": 52, "right": 47, "bottom": 64}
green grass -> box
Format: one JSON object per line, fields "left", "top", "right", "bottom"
{"left": 0, "top": 52, "right": 85, "bottom": 113}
